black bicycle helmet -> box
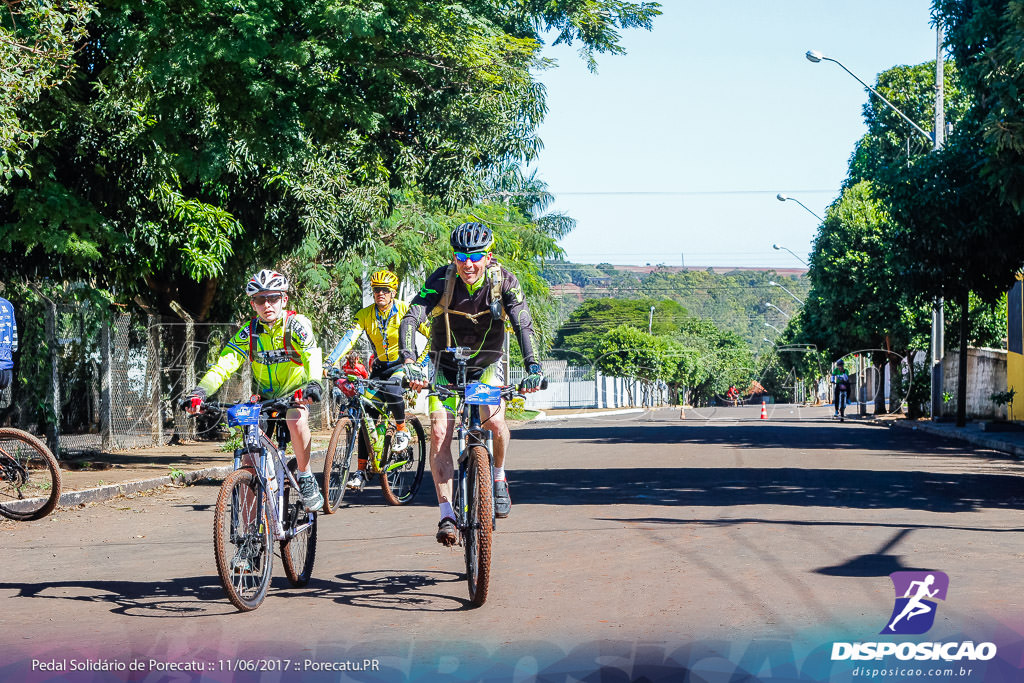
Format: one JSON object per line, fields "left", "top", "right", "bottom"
{"left": 450, "top": 222, "right": 494, "bottom": 253}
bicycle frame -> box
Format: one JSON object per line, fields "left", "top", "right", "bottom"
{"left": 336, "top": 377, "right": 401, "bottom": 471}
{"left": 222, "top": 400, "right": 314, "bottom": 542}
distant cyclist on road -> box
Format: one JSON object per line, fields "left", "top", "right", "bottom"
{"left": 831, "top": 359, "right": 851, "bottom": 419}
{"left": 184, "top": 269, "right": 325, "bottom": 511}
{"left": 399, "top": 222, "right": 544, "bottom": 545}
{"left": 324, "top": 269, "right": 430, "bottom": 490}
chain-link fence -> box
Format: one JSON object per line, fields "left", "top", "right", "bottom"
{"left": 6, "top": 297, "right": 345, "bottom": 457}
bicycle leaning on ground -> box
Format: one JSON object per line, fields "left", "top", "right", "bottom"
{"left": 180, "top": 394, "right": 317, "bottom": 612}
{"left": 321, "top": 371, "right": 426, "bottom": 513}
{"left": 0, "top": 427, "right": 62, "bottom": 521}
{"left": 426, "top": 346, "right": 544, "bottom": 607}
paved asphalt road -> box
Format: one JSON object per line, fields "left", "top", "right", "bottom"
{"left": 2, "top": 405, "right": 1023, "bottom": 682}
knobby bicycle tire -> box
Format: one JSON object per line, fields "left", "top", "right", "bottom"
{"left": 213, "top": 468, "right": 273, "bottom": 612}
{"left": 0, "top": 428, "right": 62, "bottom": 521}
{"left": 280, "top": 483, "right": 317, "bottom": 587}
{"left": 322, "top": 416, "right": 355, "bottom": 514}
{"left": 464, "top": 445, "right": 493, "bottom": 607}
{"left": 379, "top": 417, "right": 427, "bottom": 506}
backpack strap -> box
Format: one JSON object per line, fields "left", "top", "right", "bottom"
{"left": 248, "top": 311, "right": 301, "bottom": 364}
{"left": 487, "top": 262, "right": 505, "bottom": 320}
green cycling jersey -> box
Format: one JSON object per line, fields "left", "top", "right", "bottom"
{"left": 198, "top": 311, "right": 323, "bottom": 399}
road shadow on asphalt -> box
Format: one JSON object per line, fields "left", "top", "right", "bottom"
{"left": 515, "top": 421, "right": 1014, "bottom": 460}
{"left": 0, "top": 576, "right": 233, "bottom": 617}
{"left": 506, "top": 465, "right": 1024, "bottom": 513}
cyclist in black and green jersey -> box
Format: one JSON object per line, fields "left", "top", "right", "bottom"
{"left": 185, "top": 269, "right": 325, "bottom": 511}
{"left": 400, "top": 222, "right": 544, "bottom": 545}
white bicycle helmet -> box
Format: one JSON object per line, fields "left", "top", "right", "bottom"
{"left": 245, "top": 269, "right": 289, "bottom": 296}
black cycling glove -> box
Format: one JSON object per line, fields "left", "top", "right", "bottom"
{"left": 302, "top": 381, "right": 323, "bottom": 403}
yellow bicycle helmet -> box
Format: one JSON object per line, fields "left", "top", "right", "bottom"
{"left": 369, "top": 269, "right": 399, "bottom": 291}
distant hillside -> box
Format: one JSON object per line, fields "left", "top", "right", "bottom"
{"left": 542, "top": 262, "right": 810, "bottom": 350}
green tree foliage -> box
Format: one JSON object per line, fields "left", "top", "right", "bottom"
{"left": 1, "top": 0, "right": 94, "bottom": 183}
{"left": 845, "top": 61, "right": 969, "bottom": 189}
{"left": 936, "top": 0, "right": 1024, "bottom": 210}
{"left": 1, "top": 0, "right": 660, "bottom": 323}
{"left": 552, "top": 297, "right": 688, "bottom": 362}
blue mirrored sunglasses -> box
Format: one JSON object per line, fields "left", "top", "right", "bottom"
{"left": 454, "top": 251, "right": 487, "bottom": 263}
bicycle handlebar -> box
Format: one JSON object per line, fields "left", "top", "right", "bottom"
{"left": 177, "top": 395, "right": 304, "bottom": 416}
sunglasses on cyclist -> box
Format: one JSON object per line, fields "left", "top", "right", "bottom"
{"left": 372, "top": 287, "right": 394, "bottom": 294}
{"left": 251, "top": 293, "right": 283, "bottom": 306}
{"left": 454, "top": 251, "right": 488, "bottom": 263}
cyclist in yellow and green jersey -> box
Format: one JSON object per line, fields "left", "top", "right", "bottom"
{"left": 325, "top": 269, "right": 430, "bottom": 490}
{"left": 185, "top": 269, "right": 325, "bottom": 511}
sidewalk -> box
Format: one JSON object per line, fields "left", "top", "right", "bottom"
{"left": 890, "top": 417, "right": 1024, "bottom": 459}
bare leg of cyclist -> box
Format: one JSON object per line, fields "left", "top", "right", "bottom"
{"left": 429, "top": 409, "right": 457, "bottom": 544}
{"left": 287, "top": 406, "right": 323, "bottom": 510}
{"left": 286, "top": 406, "right": 312, "bottom": 470}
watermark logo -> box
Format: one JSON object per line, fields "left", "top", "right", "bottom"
{"left": 881, "top": 571, "right": 949, "bottom": 635}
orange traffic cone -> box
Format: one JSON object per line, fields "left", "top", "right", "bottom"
{"left": 760, "top": 401, "right": 767, "bottom": 420}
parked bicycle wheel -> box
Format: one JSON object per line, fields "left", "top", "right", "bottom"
{"left": 322, "top": 416, "right": 355, "bottom": 514}
{"left": 213, "top": 468, "right": 273, "bottom": 611}
{"left": 464, "top": 445, "right": 493, "bottom": 607}
{"left": 0, "top": 428, "right": 62, "bottom": 521}
{"left": 280, "top": 484, "right": 317, "bottom": 587}
{"left": 380, "top": 417, "right": 426, "bottom": 506}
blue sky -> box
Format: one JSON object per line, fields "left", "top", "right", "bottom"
{"left": 530, "top": 0, "right": 940, "bottom": 268}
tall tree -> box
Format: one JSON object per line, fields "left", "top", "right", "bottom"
{"left": 1, "top": 0, "right": 94, "bottom": 182}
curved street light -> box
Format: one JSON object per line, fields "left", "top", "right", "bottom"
{"left": 805, "top": 50, "right": 933, "bottom": 143}
{"left": 771, "top": 241, "right": 810, "bottom": 267}
{"left": 776, "top": 193, "right": 824, "bottom": 224}
{"left": 765, "top": 322, "right": 783, "bottom": 334}
{"left": 764, "top": 302, "right": 791, "bottom": 319}
{"left": 769, "top": 281, "right": 805, "bottom": 306}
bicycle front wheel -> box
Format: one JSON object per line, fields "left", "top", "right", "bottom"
{"left": 380, "top": 417, "right": 426, "bottom": 506}
{"left": 464, "top": 445, "right": 493, "bottom": 607}
{"left": 322, "top": 416, "right": 355, "bottom": 514}
{"left": 214, "top": 469, "right": 273, "bottom": 612}
{"left": 281, "top": 483, "right": 317, "bottom": 587}
{"left": 0, "top": 428, "right": 62, "bottom": 521}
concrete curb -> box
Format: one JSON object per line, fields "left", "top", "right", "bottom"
{"left": 53, "top": 449, "right": 328, "bottom": 509}
{"left": 890, "top": 420, "right": 1024, "bottom": 459}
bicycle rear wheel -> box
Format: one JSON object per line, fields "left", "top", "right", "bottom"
{"left": 214, "top": 469, "right": 273, "bottom": 611}
{"left": 0, "top": 428, "right": 62, "bottom": 521}
{"left": 322, "top": 416, "right": 355, "bottom": 514}
{"left": 281, "top": 482, "right": 317, "bottom": 587}
{"left": 463, "top": 445, "right": 493, "bottom": 607}
{"left": 380, "top": 417, "right": 426, "bottom": 506}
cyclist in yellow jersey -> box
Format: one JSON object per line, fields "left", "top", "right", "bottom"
{"left": 185, "top": 269, "right": 325, "bottom": 511}
{"left": 325, "top": 270, "right": 430, "bottom": 489}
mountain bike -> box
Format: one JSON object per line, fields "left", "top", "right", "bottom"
{"left": 0, "top": 427, "right": 62, "bottom": 521}
{"left": 182, "top": 395, "right": 317, "bottom": 612}
{"left": 321, "top": 374, "right": 426, "bottom": 513}
{"left": 427, "top": 347, "right": 542, "bottom": 607}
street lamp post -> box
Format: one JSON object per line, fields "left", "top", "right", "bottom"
{"left": 648, "top": 305, "right": 655, "bottom": 335}
{"left": 769, "top": 280, "right": 805, "bottom": 306}
{"left": 765, "top": 301, "right": 791, "bottom": 319}
{"left": 807, "top": 30, "right": 946, "bottom": 420}
{"left": 765, "top": 322, "right": 783, "bottom": 334}
{"left": 776, "top": 194, "right": 824, "bottom": 223}
{"left": 771, "top": 242, "right": 809, "bottom": 267}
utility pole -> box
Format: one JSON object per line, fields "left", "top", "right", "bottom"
{"left": 931, "top": 21, "right": 946, "bottom": 420}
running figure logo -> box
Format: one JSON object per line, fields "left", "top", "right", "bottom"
{"left": 881, "top": 571, "right": 949, "bottom": 635}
